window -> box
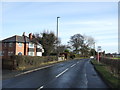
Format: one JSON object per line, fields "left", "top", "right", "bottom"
{"left": 0, "top": 51, "right": 4, "bottom": 56}
{"left": 28, "top": 52, "right": 34, "bottom": 56}
{"left": 18, "top": 43, "right": 22, "bottom": 47}
{"left": 4, "top": 43, "right": 7, "bottom": 47}
{"left": 29, "top": 43, "right": 34, "bottom": 48}
{"left": 0, "top": 51, "right": 2, "bottom": 56}
{"left": 8, "top": 51, "right": 13, "bottom": 56}
{"left": 2, "top": 51, "right": 4, "bottom": 56}
{"left": 9, "top": 43, "right": 13, "bottom": 47}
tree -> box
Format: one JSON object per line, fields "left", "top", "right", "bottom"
{"left": 68, "top": 34, "right": 95, "bottom": 56}
{"left": 83, "top": 35, "right": 95, "bottom": 48}
{"left": 34, "top": 31, "right": 59, "bottom": 56}
{"left": 81, "top": 35, "right": 95, "bottom": 56}
{"left": 68, "top": 34, "right": 84, "bottom": 54}
{"left": 89, "top": 49, "right": 97, "bottom": 56}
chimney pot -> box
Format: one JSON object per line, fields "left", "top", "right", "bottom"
{"left": 29, "top": 33, "right": 32, "bottom": 40}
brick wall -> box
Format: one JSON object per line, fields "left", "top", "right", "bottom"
{"left": 15, "top": 43, "right": 25, "bottom": 55}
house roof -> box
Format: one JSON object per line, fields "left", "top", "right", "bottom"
{"left": 2, "top": 35, "right": 30, "bottom": 43}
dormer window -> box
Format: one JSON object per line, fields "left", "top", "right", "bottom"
{"left": 37, "top": 45, "right": 42, "bottom": 48}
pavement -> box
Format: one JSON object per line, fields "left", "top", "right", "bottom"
{"left": 2, "top": 59, "right": 110, "bottom": 89}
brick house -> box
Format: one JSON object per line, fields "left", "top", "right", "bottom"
{"left": 0, "top": 33, "right": 44, "bottom": 59}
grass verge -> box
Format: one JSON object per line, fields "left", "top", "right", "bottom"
{"left": 91, "top": 59, "right": 120, "bottom": 89}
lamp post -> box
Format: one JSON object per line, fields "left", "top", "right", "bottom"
{"left": 57, "top": 17, "right": 60, "bottom": 40}
{"left": 94, "top": 42, "right": 95, "bottom": 59}
{"left": 57, "top": 17, "right": 60, "bottom": 60}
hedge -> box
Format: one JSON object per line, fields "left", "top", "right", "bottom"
{"left": 3, "top": 55, "right": 57, "bottom": 70}
{"left": 100, "top": 57, "right": 120, "bottom": 76}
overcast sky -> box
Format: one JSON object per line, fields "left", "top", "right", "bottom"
{"left": 1, "top": 2, "right": 118, "bottom": 53}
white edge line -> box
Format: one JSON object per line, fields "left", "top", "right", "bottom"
{"left": 56, "top": 68, "right": 69, "bottom": 78}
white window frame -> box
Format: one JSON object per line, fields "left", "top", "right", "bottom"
{"left": 28, "top": 52, "right": 34, "bottom": 56}
{"left": 29, "top": 43, "right": 34, "bottom": 48}
{"left": 18, "top": 43, "right": 22, "bottom": 47}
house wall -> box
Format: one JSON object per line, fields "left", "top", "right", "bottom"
{"left": 2, "top": 42, "right": 16, "bottom": 59}
{"left": 15, "top": 43, "right": 25, "bottom": 55}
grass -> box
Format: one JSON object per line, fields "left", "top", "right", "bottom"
{"left": 91, "top": 59, "right": 120, "bottom": 89}
{"left": 111, "top": 58, "right": 120, "bottom": 60}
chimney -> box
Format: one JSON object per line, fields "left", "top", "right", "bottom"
{"left": 29, "top": 33, "right": 32, "bottom": 40}
{"left": 23, "top": 32, "right": 25, "bottom": 36}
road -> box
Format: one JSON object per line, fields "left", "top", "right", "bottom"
{"left": 2, "top": 59, "right": 109, "bottom": 89}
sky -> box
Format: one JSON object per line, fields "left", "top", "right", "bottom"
{"left": 1, "top": 2, "right": 118, "bottom": 53}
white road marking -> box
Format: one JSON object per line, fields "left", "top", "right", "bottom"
{"left": 71, "top": 64, "right": 76, "bottom": 67}
{"left": 15, "top": 65, "right": 54, "bottom": 77}
{"left": 37, "top": 86, "right": 44, "bottom": 90}
{"left": 56, "top": 68, "right": 69, "bottom": 78}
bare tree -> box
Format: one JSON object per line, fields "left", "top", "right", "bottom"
{"left": 83, "top": 35, "right": 95, "bottom": 48}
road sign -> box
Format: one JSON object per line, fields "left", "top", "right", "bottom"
{"left": 97, "top": 46, "right": 101, "bottom": 52}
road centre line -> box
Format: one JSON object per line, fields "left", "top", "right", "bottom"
{"left": 71, "top": 64, "right": 76, "bottom": 67}
{"left": 56, "top": 68, "right": 69, "bottom": 78}
{"left": 37, "top": 85, "right": 44, "bottom": 90}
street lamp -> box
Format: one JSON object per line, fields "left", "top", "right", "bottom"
{"left": 57, "top": 17, "right": 60, "bottom": 39}
{"left": 57, "top": 17, "right": 60, "bottom": 60}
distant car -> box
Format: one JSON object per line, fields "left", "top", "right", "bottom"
{"left": 90, "top": 56, "right": 94, "bottom": 59}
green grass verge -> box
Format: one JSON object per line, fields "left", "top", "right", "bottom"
{"left": 111, "top": 58, "right": 120, "bottom": 60}
{"left": 91, "top": 59, "right": 120, "bottom": 89}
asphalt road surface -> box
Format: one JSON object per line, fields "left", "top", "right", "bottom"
{"left": 2, "top": 59, "right": 109, "bottom": 89}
